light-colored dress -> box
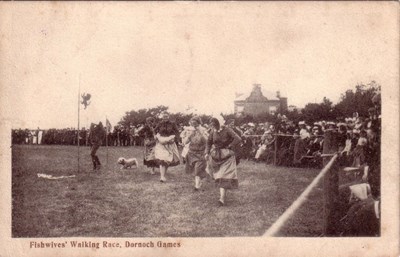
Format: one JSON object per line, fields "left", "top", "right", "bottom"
{"left": 154, "top": 120, "right": 181, "bottom": 167}
{"left": 180, "top": 126, "right": 195, "bottom": 160}
{"left": 184, "top": 126, "right": 208, "bottom": 178}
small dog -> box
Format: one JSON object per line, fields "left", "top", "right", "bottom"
{"left": 117, "top": 157, "right": 139, "bottom": 170}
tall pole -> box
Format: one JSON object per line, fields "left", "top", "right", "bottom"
{"left": 77, "top": 74, "right": 81, "bottom": 172}
{"left": 106, "top": 116, "right": 109, "bottom": 170}
{"left": 86, "top": 117, "right": 89, "bottom": 146}
{"left": 273, "top": 134, "right": 278, "bottom": 165}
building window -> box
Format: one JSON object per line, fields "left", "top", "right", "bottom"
{"left": 237, "top": 106, "right": 244, "bottom": 113}
{"left": 269, "top": 106, "right": 277, "bottom": 114}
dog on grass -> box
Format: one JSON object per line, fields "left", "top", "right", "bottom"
{"left": 117, "top": 157, "right": 139, "bottom": 170}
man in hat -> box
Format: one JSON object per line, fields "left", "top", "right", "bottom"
{"left": 367, "top": 107, "right": 380, "bottom": 139}
{"left": 307, "top": 125, "right": 324, "bottom": 156}
{"left": 326, "top": 121, "right": 336, "bottom": 130}
{"left": 88, "top": 122, "right": 106, "bottom": 171}
{"left": 227, "top": 119, "right": 243, "bottom": 138}
{"left": 226, "top": 119, "right": 244, "bottom": 165}
{"left": 372, "top": 93, "right": 381, "bottom": 116}
{"left": 336, "top": 123, "right": 348, "bottom": 150}
{"left": 243, "top": 123, "right": 255, "bottom": 136}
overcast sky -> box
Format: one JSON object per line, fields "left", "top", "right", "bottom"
{"left": 1, "top": 2, "right": 398, "bottom": 129}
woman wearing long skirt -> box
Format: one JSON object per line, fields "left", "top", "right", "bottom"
{"left": 139, "top": 117, "right": 158, "bottom": 174}
{"left": 154, "top": 112, "right": 181, "bottom": 182}
{"left": 183, "top": 116, "right": 208, "bottom": 191}
{"left": 206, "top": 117, "right": 241, "bottom": 206}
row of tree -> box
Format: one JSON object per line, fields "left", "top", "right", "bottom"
{"left": 118, "top": 81, "right": 381, "bottom": 127}
{"left": 296, "top": 81, "right": 380, "bottom": 123}
{"left": 118, "top": 105, "right": 214, "bottom": 127}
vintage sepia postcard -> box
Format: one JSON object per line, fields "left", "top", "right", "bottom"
{"left": 0, "top": 1, "right": 399, "bottom": 257}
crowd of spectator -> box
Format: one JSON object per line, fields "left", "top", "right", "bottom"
{"left": 12, "top": 125, "right": 144, "bottom": 147}
{"left": 11, "top": 106, "right": 381, "bottom": 172}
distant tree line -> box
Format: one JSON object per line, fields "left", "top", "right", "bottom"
{"left": 118, "top": 105, "right": 213, "bottom": 127}
{"left": 117, "top": 81, "right": 381, "bottom": 126}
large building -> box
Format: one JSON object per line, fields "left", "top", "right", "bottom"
{"left": 234, "top": 84, "right": 288, "bottom": 116}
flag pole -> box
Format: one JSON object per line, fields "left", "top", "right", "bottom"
{"left": 106, "top": 116, "right": 109, "bottom": 170}
{"left": 77, "top": 74, "right": 81, "bottom": 173}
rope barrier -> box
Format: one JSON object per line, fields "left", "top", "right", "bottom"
{"left": 243, "top": 134, "right": 325, "bottom": 138}
{"left": 320, "top": 153, "right": 337, "bottom": 157}
{"left": 263, "top": 153, "right": 338, "bottom": 237}
{"left": 273, "top": 134, "right": 297, "bottom": 137}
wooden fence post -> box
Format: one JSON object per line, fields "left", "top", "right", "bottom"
{"left": 322, "top": 130, "right": 340, "bottom": 236}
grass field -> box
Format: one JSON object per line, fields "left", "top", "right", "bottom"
{"left": 12, "top": 145, "right": 323, "bottom": 237}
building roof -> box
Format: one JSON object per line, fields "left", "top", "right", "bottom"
{"left": 235, "top": 84, "right": 283, "bottom": 102}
